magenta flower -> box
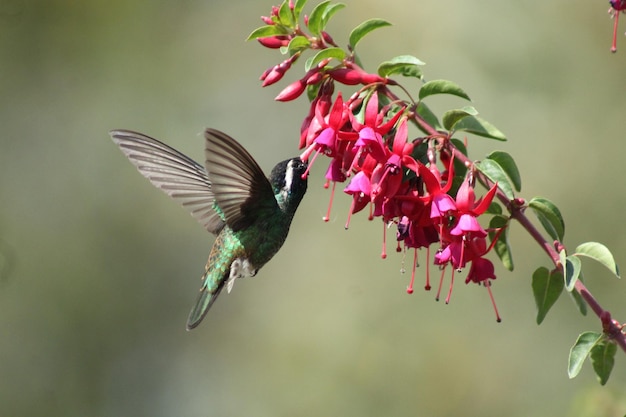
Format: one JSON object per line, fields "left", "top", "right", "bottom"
{"left": 369, "top": 119, "right": 419, "bottom": 200}
{"left": 466, "top": 257, "right": 496, "bottom": 284}
{"left": 418, "top": 156, "right": 456, "bottom": 221}
{"left": 449, "top": 177, "right": 498, "bottom": 237}
{"left": 344, "top": 171, "right": 372, "bottom": 228}
{"left": 301, "top": 92, "right": 356, "bottom": 163}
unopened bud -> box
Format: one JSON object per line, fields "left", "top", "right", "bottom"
{"left": 260, "top": 16, "right": 274, "bottom": 25}
{"left": 305, "top": 71, "right": 324, "bottom": 85}
{"left": 262, "top": 65, "right": 286, "bottom": 87}
{"left": 321, "top": 31, "right": 337, "bottom": 47}
{"left": 257, "top": 36, "right": 289, "bottom": 49}
{"left": 328, "top": 68, "right": 362, "bottom": 85}
{"left": 261, "top": 55, "right": 299, "bottom": 87}
{"left": 275, "top": 79, "right": 306, "bottom": 101}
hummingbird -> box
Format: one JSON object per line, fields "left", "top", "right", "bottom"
{"left": 109, "top": 128, "right": 308, "bottom": 330}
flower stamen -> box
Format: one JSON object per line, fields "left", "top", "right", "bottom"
{"left": 323, "top": 181, "right": 336, "bottom": 222}
{"left": 445, "top": 268, "right": 455, "bottom": 304}
{"left": 485, "top": 280, "right": 502, "bottom": 322}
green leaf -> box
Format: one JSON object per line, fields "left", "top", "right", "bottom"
{"left": 528, "top": 197, "right": 565, "bottom": 242}
{"left": 568, "top": 331, "right": 602, "bottom": 379}
{"left": 247, "top": 25, "right": 289, "bottom": 41}
{"left": 565, "top": 255, "right": 581, "bottom": 291}
{"left": 489, "top": 215, "right": 513, "bottom": 271}
{"left": 573, "top": 242, "right": 620, "bottom": 278}
{"left": 450, "top": 138, "right": 468, "bottom": 178}
{"left": 442, "top": 106, "right": 478, "bottom": 131}
{"left": 287, "top": 35, "right": 310, "bottom": 55}
{"left": 486, "top": 202, "right": 502, "bottom": 215}
{"left": 294, "top": 0, "right": 308, "bottom": 19}
{"left": 415, "top": 102, "right": 442, "bottom": 131}
{"left": 308, "top": 0, "right": 332, "bottom": 36}
{"left": 418, "top": 79, "right": 471, "bottom": 101}
{"left": 569, "top": 276, "right": 588, "bottom": 316}
{"left": 532, "top": 266, "right": 564, "bottom": 324}
{"left": 453, "top": 116, "right": 507, "bottom": 141}
{"left": 476, "top": 159, "right": 515, "bottom": 200}
{"left": 306, "top": 83, "right": 320, "bottom": 102}
{"left": 486, "top": 151, "right": 521, "bottom": 192}
{"left": 590, "top": 339, "right": 617, "bottom": 385}
{"left": 305, "top": 47, "right": 345, "bottom": 71}
{"left": 321, "top": 2, "right": 345, "bottom": 29}
{"left": 349, "top": 18, "right": 392, "bottom": 49}
{"left": 377, "top": 55, "right": 425, "bottom": 79}
{"left": 279, "top": 0, "right": 295, "bottom": 27}
{"left": 559, "top": 249, "right": 567, "bottom": 276}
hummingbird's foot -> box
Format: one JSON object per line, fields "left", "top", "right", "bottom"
{"left": 226, "top": 258, "right": 257, "bottom": 293}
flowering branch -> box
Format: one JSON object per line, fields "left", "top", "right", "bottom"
{"left": 248, "top": 0, "right": 625, "bottom": 385}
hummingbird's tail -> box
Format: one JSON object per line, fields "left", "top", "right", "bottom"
{"left": 186, "top": 283, "right": 224, "bottom": 330}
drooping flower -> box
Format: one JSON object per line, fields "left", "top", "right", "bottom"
{"left": 449, "top": 177, "right": 498, "bottom": 237}
{"left": 418, "top": 156, "right": 456, "bottom": 222}
{"left": 344, "top": 171, "right": 372, "bottom": 228}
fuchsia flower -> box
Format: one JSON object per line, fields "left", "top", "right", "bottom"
{"left": 450, "top": 177, "right": 498, "bottom": 237}
{"left": 369, "top": 120, "right": 418, "bottom": 213}
{"left": 418, "top": 156, "right": 456, "bottom": 222}
{"left": 465, "top": 253, "right": 496, "bottom": 284}
{"left": 301, "top": 92, "right": 356, "bottom": 162}
{"left": 344, "top": 171, "right": 372, "bottom": 228}
{"left": 432, "top": 176, "right": 497, "bottom": 273}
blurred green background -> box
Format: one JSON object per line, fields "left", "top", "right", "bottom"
{"left": 1, "top": 0, "right": 626, "bottom": 416}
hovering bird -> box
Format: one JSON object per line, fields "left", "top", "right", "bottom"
{"left": 110, "top": 128, "right": 308, "bottom": 330}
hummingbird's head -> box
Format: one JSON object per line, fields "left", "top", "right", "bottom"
{"left": 270, "top": 157, "right": 308, "bottom": 214}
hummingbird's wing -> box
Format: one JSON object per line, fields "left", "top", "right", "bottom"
{"left": 110, "top": 130, "right": 226, "bottom": 234}
{"left": 204, "top": 128, "right": 278, "bottom": 232}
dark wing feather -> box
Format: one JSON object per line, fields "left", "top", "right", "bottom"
{"left": 204, "top": 128, "right": 278, "bottom": 232}
{"left": 110, "top": 129, "right": 225, "bottom": 234}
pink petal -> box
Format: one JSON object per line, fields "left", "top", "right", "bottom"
{"left": 430, "top": 194, "right": 456, "bottom": 218}
{"left": 344, "top": 171, "right": 371, "bottom": 195}
{"left": 450, "top": 213, "right": 486, "bottom": 237}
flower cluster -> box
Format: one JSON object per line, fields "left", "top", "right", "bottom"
{"left": 252, "top": 2, "right": 503, "bottom": 320}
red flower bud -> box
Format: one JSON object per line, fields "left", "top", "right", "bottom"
{"left": 257, "top": 36, "right": 289, "bottom": 49}
{"left": 360, "top": 72, "right": 387, "bottom": 85}
{"left": 321, "top": 31, "right": 337, "bottom": 47}
{"left": 261, "top": 55, "right": 299, "bottom": 87}
{"left": 260, "top": 16, "right": 274, "bottom": 25}
{"left": 305, "top": 71, "right": 324, "bottom": 85}
{"left": 345, "top": 62, "right": 388, "bottom": 85}
{"left": 275, "top": 79, "right": 306, "bottom": 101}
{"left": 328, "top": 66, "right": 388, "bottom": 86}
{"left": 262, "top": 65, "right": 287, "bottom": 87}
{"left": 328, "top": 68, "right": 362, "bottom": 85}
{"left": 322, "top": 31, "right": 337, "bottom": 46}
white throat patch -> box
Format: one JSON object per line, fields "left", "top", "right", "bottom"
{"left": 280, "top": 159, "right": 295, "bottom": 202}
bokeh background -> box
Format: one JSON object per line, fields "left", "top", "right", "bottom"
{"left": 1, "top": 0, "right": 625, "bottom": 416}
